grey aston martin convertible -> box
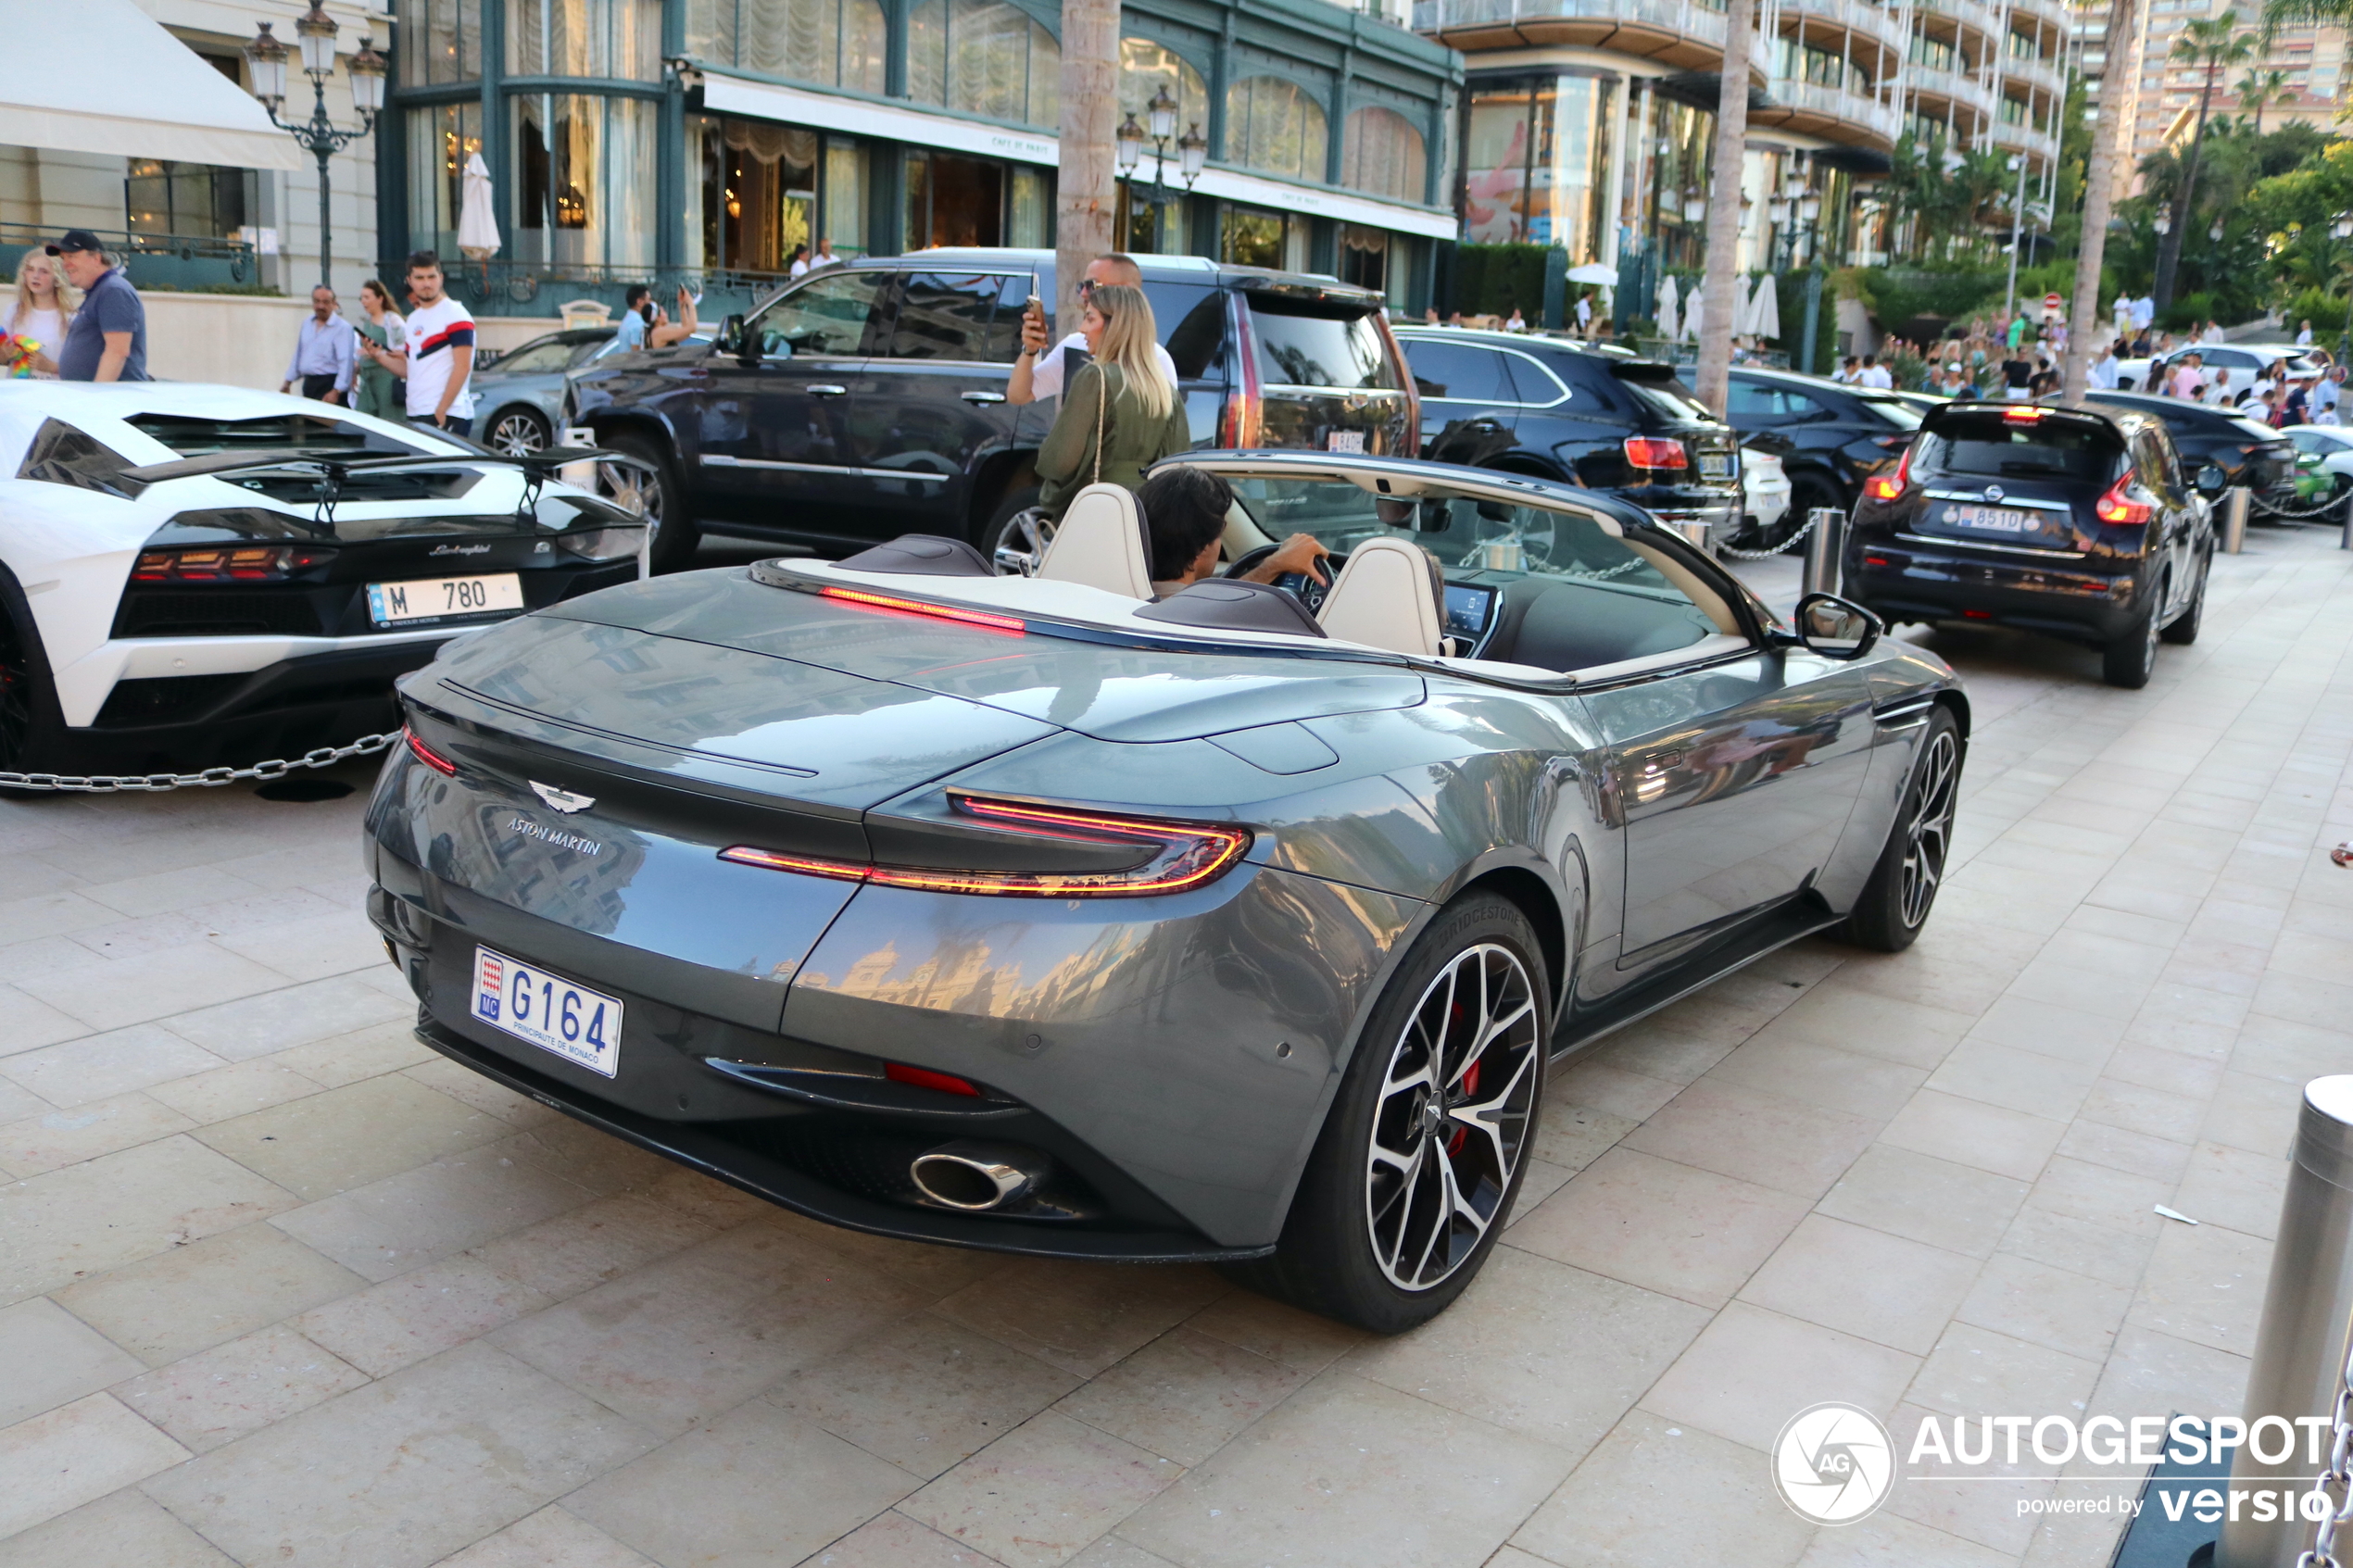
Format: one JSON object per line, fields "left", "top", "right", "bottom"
{"left": 363, "top": 450, "right": 1966, "bottom": 1331}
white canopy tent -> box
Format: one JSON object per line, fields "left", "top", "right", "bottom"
{"left": 0, "top": 0, "right": 301, "bottom": 170}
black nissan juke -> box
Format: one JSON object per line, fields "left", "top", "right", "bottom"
{"left": 1845, "top": 400, "right": 2222, "bottom": 688}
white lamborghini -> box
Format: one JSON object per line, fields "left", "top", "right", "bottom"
{"left": 0, "top": 383, "right": 649, "bottom": 785}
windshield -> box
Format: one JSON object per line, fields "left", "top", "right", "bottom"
{"left": 126, "top": 411, "right": 441, "bottom": 459}
{"left": 1620, "top": 373, "right": 1713, "bottom": 423}
{"left": 1226, "top": 473, "right": 1703, "bottom": 603}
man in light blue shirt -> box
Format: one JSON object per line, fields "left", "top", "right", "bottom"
{"left": 612, "top": 284, "right": 651, "bottom": 352}
{"left": 280, "top": 285, "right": 355, "bottom": 404}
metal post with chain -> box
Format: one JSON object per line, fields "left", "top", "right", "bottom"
{"left": 1718, "top": 508, "right": 1824, "bottom": 560}
{"left": 2297, "top": 1336, "right": 2353, "bottom": 1568}
{"left": 0, "top": 732, "right": 396, "bottom": 794}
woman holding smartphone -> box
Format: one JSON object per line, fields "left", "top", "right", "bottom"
{"left": 352, "top": 280, "right": 405, "bottom": 420}
{"left": 1033, "top": 284, "right": 1191, "bottom": 522}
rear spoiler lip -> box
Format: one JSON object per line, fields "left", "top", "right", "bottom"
{"left": 120, "top": 445, "right": 622, "bottom": 486}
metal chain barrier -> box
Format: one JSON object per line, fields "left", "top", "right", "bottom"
{"left": 0, "top": 731, "right": 396, "bottom": 794}
{"left": 1718, "top": 508, "right": 1822, "bottom": 561}
{"left": 2300, "top": 1326, "right": 2353, "bottom": 1568}
{"left": 2252, "top": 483, "right": 2353, "bottom": 522}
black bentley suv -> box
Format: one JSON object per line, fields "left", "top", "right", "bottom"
{"left": 1391, "top": 327, "right": 1743, "bottom": 546}
{"left": 1845, "top": 400, "right": 2221, "bottom": 688}
{"left": 564, "top": 251, "right": 1414, "bottom": 570}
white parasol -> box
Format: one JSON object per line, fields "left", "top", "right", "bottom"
{"left": 1655, "top": 274, "right": 1680, "bottom": 342}
{"left": 458, "top": 152, "right": 501, "bottom": 284}
{"left": 1567, "top": 262, "right": 1619, "bottom": 285}
{"left": 1683, "top": 289, "right": 1704, "bottom": 344}
{"left": 1751, "top": 276, "right": 1781, "bottom": 341}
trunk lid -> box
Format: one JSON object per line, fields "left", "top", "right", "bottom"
{"left": 1239, "top": 288, "right": 1416, "bottom": 458}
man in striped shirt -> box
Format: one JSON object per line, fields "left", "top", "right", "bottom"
{"left": 359, "top": 252, "right": 476, "bottom": 436}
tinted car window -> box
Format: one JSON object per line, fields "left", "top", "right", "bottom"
{"left": 1625, "top": 374, "right": 1714, "bottom": 423}
{"left": 1252, "top": 301, "right": 1396, "bottom": 391}
{"left": 1915, "top": 416, "right": 2123, "bottom": 482}
{"left": 1146, "top": 283, "right": 1222, "bottom": 379}
{"left": 566, "top": 332, "right": 618, "bottom": 366}
{"left": 2229, "top": 416, "right": 2280, "bottom": 442}
{"left": 888, "top": 271, "right": 1015, "bottom": 362}
{"left": 1728, "top": 380, "right": 1830, "bottom": 420}
{"left": 752, "top": 270, "right": 889, "bottom": 358}
{"left": 1856, "top": 395, "right": 1923, "bottom": 431}
{"left": 491, "top": 337, "right": 578, "bottom": 375}
{"left": 1504, "top": 352, "right": 1571, "bottom": 404}
{"left": 1407, "top": 341, "right": 1520, "bottom": 403}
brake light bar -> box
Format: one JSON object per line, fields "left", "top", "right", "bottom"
{"left": 720, "top": 796, "right": 1252, "bottom": 898}
{"left": 2095, "top": 475, "right": 2152, "bottom": 526}
{"left": 404, "top": 726, "right": 459, "bottom": 776}
{"left": 2002, "top": 405, "right": 2050, "bottom": 422}
{"left": 817, "top": 585, "right": 1025, "bottom": 635}
{"left": 1623, "top": 436, "right": 1689, "bottom": 471}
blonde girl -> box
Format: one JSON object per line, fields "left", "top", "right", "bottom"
{"left": 6, "top": 251, "right": 76, "bottom": 377}
{"left": 1035, "top": 282, "right": 1189, "bottom": 521}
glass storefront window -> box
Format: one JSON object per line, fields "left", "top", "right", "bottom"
{"left": 1220, "top": 207, "right": 1305, "bottom": 271}
{"left": 1120, "top": 40, "right": 1209, "bottom": 142}
{"left": 1225, "top": 75, "right": 1328, "bottom": 183}
{"left": 685, "top": 0, "right": 887, "bottom": 95}
{"left": 407, "top": 101, "right": 485, "bottom": 254}
{"left": 826, "top": 142, "right": 869, "bottom": 256}
{"left": 904, "top": 149, "right": 1011, "bottom": 246}
{"left": 1341, "top": 106, "right": 1428, "bottom": 205}
{"left": 512, "top": 94, "right": 658, "bottom": 269}
{"left": 1464, "top": 75, "right": 1613, "bottom": 257}
{"left": 126, "top": 161, "right": 253, "bottom": 240}
{"left": 1339, "top": 224, "right": 1388, "bottom": 295}
{"left": 506, "top": 0, "right": 661, "bottom": 80}
{"left": 401, "top": 0, "right": 482, "bottom": 84}
{"left": 1009, "top": 167, "right": 1051, "bottom": 248}
{"left": 907, "top": 0, "right": 1061, "bottom": 129}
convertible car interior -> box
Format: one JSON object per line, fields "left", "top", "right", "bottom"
{"left": 825, "top": 464, "right": 1753, "bottom": 684}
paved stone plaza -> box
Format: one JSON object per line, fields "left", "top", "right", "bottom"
{"left": 2, "top": 523, "right": 2349, "bottom": 1568}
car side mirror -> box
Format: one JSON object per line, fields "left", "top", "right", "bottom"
{"left": 1793, "top": 592, "right": 1881, "bottom": 661}
{"left": 718, "top": 313, "right": 747, "bottom": 358}
{"left": 2195, "top": 465, "right": 2227, "bottom": 496}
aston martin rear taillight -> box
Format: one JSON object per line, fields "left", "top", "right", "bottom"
{"left": 132, "top": 545, "right": 333, "bottom": 583}
{"left": 720, "top": 796, "right": 1252, "bottom": 898}
{"left": 404, "top": 726, "right": 459, "bottom": 775}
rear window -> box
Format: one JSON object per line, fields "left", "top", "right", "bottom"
{"left": 2230, "top": 418, "right": 2284, "bottom": 442}
{"left": 1250, "top": 300, "right": 1396, "bottom": 391}
{"left": 125, "top": 412, "right": 430, "bottom": 458}
{"left": 1916, "top": 416, "right": 2123, "bottom": 482}
{"left": 1620, "top": 370, "right": 1713, "bottom": 423}
{"left": 1856, "top": 396, "right": 1923, "bottom": 431}
{"left": 1148, "top": 284, "right": 1224, "bottom": 381}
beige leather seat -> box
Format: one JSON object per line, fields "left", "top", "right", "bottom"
{"left": 1036, "top": 483, "right": 1153, "bottom": 598}
{"left": 1315, "top": 535, "right": 1445, "bottom": 656}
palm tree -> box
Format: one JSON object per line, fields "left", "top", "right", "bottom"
{"left": 1693, "top": 0, "right": 1757, "bottom": 417}
{"left": 2235, "top": 66, "right": 2294, "bottom": 132}
{"left": 2065, "top": 0, "right": 2142, "bottom": 397}
{"left": 2152, "top": 11, "right": 2255, "bottom": 309}
{"left": 1054, "top": 0, "right": 1119, "bottom": 332}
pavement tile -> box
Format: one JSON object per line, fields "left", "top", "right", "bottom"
{"left": 0, "top": 1136, "right": 296, "bottom": 1307}
{"left": 160, "top": 975, "right": 413, "bottom": 1063}
{"left": 491, "top": 1221, "right": 931, "bottom": 1436}
{"left": 932, "top": 1260, "right": 1229, "bottom": 1381}
{"left": 1924, "top": 1041, "right": 2104, "bottom": 1122}
{"left": 12, "top": 945, "right": 291, "bottom": 1033}
{"left": 1620, "top": 1078, "right": 1881, "bottom": 1200}
{"left": 0, "top": 1297, "right": 146, "bottom": 1427}
{"left": 1816, "top": 1144, "right": 2031, "bottom": 1259}
{"left": 0, "top": 1392, "right": 191, "bottom": 1539}
{"left": 1906, "top": 1321, "right": 2103, "bottom": 1420}
{"left": 1737, "top": 1214, "right": 1984, "bottom": 1356}
{"left": 1119, "top": 1372, "right": 1567, "bottom": 1568}
{"left": 0, "top": 1091, "right": 195, "bottom": 1178}
{"left": 142, "top": 1059, "right": 325, "bottom": 1124}
{"left": 1061, "top": 1327, "right": 1308, "bottom": 1468}
{"left": 900, "top": 1411, "right": 1180, "bottom": 1568}
{"left": 567, "top": 1399, "right": 918, "bottom": 1568}
{"left": 0, "top": 1487, "right": 237, "bottom": 1568}
{"left": 193, "top": 1074, "right": 507, "bottom": 1201}
{"left": 1957, "top": 1252, "right": 2136, "bottom": 1363}
{"left": 1529, "top": 1098, "right": 1639, "bottom": 1173}
{"left": 803, "top": 1510, "right": 1013, "bottom": 1567}
{"left": 115, "top": 1324, "right": 371, "bottom": 1453}
{"left": 2123, "top": 1220, "right": 2270, "bottom": 1358}
{"left": 1507, "top": 1146, "right": 1810, "bottom": 1309}
{"left": 465, "top": 1192, "right": 719, "bottom": 1300}
{"left": 1794, "top": 1508, "right": 2018, "bottom": 1568}
{"left": 142, "top": 1341, "right": 657, "bottom": 1568}
{"left": 268, "top": 1143, "right": 593, "bottom": 1283}
{"left": 1508, "top": 1408, "right": 1816, "bottom": 1568}
{"left": 271, "top": 1019, "right": 438, "bottom": 1089}
{"left": 0, "top": 1026, "right": 226, "bottom": 1109}
{"left": 2168, "top": 1141, "right": 2289, "bottom": 1240}
{"left": 434, "top": 1505, "right": 658, "bottom": 1567}
{"left": 1705, "top": 1035, "right": 1928, "bottom": 1120}
{"left": 0, "top": 984, "right": 90, "bottom": 1055}
{"left": 1179, "top": 1291, "right": 1366, "bottom": 1375}
{"left": 1742, "top": 979, "right": 1980, "bottom": 1071}
{"left": 772, "top": 1312, "right": 1082, "bottom": 1479}
{"left": 1640, "top": 1301, "right": 1919, "bottom": 1452}
{"left": 50, "top": 1219, "right": 364, "bottom": 1366}
{"left": 1878, "top": 1089, "right": 2068, "bottom": 1182}
{"left": 294, "top": 1253, "right": 553, "bottom": 1376}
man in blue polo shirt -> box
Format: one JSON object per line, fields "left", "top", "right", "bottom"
{"left": 50, "top": 231, "right": 148, "bottom": 383}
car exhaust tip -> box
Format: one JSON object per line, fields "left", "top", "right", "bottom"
{"left": 910, "top": 1141, "right": 1054, "bottom": 1211}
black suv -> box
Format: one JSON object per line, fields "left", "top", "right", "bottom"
{"left": 1846, "top": 401, "right": 2221, "bottom": 688}
{"left": 1391, "top": 328, "right": 1742, "bottom": 546}
{"left": 1723, "top": 368, "right": 1918, "bottom": 520}
{"left": 2084, "top": 391, "right": 2298, "bottom": 506}
{"left": 565, "top": 250, "right": 1413, "bottom": 568}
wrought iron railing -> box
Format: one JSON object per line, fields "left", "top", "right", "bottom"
{"left": 431, "top": 258, "right": 800, "bottom": 324}
{"left": 0, "top": 223, "right": 260, "bottom": 294}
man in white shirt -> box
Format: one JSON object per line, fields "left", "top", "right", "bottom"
{"left": 1008, "top": 253, "right": 1177, "bottom": 406}
{"left": 787, "top": 245, "right": 812, "bottom": 280}
{"left": 2113, "top": 293, "right": 2133, "bottom": 336}
{"left": 2204, "top": 368, "right": 2234, "bottom": 406}
{"left": 2296, "top": 320, "right": 2314, "bottom": 347}
{"left": 811, "top": 239, "right": 840, "bottom": 270}
{"left": 359, "top": 251, "right": 476, "bottom": 435}
{"left": 1860, "top": 355, "right": 1894, "bottom": 389}
{"left": 2132, "top": 295, "right": 2157, "bottom": 332}
{"left": 2089, "top": 342, "right": 2121, "bottom": 390}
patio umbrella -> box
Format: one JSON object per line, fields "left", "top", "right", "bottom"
{"left": 1655, "top": 274, "right": 1679, "bottom": 342}
{"left": 1683, "top": 289, "right": 1703, "bottom": 344}
{"left": 1752, "top": 275, "right": 1781, "bottom": 342}
{"left": 458, "top": 152, "right": 501, "bottom": 288}
{"left": 1732, "top": 276, "right": 1761, "bottom": 336}
{"left": 1567, "top": 262, "right": 1619, "bottom": 285}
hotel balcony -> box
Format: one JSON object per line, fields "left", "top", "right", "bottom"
{"left": 1414, "top": 0, "right": 1733, "bottom": 69}
{"left": 1752, "top": 78, "right": 1903, "bottom": 145}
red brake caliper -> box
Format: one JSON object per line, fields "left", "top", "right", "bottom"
{"left": 1446, "top": 1058, "right": 1479, "bottom": 1155}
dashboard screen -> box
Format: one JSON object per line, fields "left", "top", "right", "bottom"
{"left": 1443, "top": 583, "right": 1495, "bottom": 638}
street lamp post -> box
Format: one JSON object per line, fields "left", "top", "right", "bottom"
{"left": 1114, "top": 86, "right": 1205, "bottom": 253}
{"left": 2334, "top": 211, "right": 2353, "bottom": 366}
{"left": 2002, "top": 154, "right": 2029, "bottom": 319}
{"left": 244, "top": 5, "right": 384, "bottom": 291}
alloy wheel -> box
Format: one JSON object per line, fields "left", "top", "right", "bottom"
{"left": 1897, "top": 729, "right": 1959, "bottom": 929}
{"left": 595, "top": 455, "right": 664, "bottom": 549}
{"left": 488, "top": 411, "right": 548, "bottom": 456}
{"left": 1364, "top": 943, "right": 1541, "bottom": 1291}
{"left": 993, "top": 510, "right": 1056, "bottom": 575}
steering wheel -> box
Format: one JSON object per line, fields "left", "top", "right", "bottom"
{"left": 1225, "top": 545, "right": 1333, "bottom": 614}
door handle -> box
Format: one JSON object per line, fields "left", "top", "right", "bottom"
{"left": 963, "top": 390, "right": 1008, "bottom": 404}
{"left": 808, "top": 384, "right": 849, "bottom": 396}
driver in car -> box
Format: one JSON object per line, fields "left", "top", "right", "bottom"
{"left": 1140, "top": 467, "right": 1330, "bottom": 599}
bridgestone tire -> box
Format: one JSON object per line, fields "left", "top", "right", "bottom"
{"left": 1835, "top": 708, "right": 1962, "bottom": 953}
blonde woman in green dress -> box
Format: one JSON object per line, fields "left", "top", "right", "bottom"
{"left": 352, "top": 280, "right": 405, "bottom": 420}
{"left": 1035, "top": 283, "right": 1192, "bottom": 521}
